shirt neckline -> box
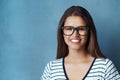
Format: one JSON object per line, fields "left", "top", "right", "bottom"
{"left": 62, "top": 57, "right": 96, "bottom": 80}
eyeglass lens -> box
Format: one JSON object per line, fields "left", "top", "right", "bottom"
{"left": 62, "top": 26, "right": 89, "bottom": 36}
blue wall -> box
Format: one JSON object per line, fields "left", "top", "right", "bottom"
{"left": 0, "top": 0, "right": 120, "bottom": 80}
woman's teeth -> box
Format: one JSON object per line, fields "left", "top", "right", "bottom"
{"left": 71, "top": 39, "right": 80, "bottom": 43}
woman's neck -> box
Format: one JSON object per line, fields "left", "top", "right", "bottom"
{"left": 65, "top": 49, "right": 93, "bottom": 63}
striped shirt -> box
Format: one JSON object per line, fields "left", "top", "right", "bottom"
{"left": 41, "top": 58, "right": 120, "bottom": 80}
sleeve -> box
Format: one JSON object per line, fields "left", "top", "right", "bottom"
{"left": 40, "top": 62, "right": 52, "bottom": 80}
{"left": 105, "top": 59, "right": 120, "bottom": 80}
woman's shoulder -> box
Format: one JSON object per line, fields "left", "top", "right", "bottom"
{"left": 95, "top": 57, "right": 113, "bottom": 63}
{"left": 45, "top": 58, "right": 63, "bottom": 68}
{"left": 95, "top": 57, "right": 115, "bottom": 67}
{"left": 49, "top": 58, "right": 63, "bottom": 64}
{"left": 95, "top": 58, "right": 120, "bottom": 79}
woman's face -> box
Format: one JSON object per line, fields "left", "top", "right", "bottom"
{"left": 63, "top": 16, "right": 88, "bottom": 51}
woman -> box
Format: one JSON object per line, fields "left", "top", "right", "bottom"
{"left": 41, "top": 6, "right": 120, "bottom": 80}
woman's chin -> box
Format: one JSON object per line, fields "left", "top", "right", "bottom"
{"left": 69, "top": 46, "right": 83, "bottom": 50}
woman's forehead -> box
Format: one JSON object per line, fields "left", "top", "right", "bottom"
{"left": 64, "top": 16, "right": 86, "bottom": 26}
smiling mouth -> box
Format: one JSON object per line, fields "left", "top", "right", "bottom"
{"left": 71, "top": 39, "right": 80, "bottom": 43}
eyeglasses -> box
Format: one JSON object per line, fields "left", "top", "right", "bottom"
{"left": 62, "top": 26, "right": 89, "bottom": 36}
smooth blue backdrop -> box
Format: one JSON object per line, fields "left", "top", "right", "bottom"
{"left": 0, "top": 0, "right": 120, "bottom": 80}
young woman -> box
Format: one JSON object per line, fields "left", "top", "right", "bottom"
{"left": 41, "top": 6, "right": 120, "bottom": 80}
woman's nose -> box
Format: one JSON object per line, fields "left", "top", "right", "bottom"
{"left": 72, "top": 30, "right": 80, "bottom": 37}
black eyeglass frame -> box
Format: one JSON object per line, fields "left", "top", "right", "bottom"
{"left": 61, "top": 26, "right": 89, "bottom": 36}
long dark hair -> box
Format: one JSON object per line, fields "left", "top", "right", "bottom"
{"left": 57, "top": 6, "right": 106, "bottom": 59}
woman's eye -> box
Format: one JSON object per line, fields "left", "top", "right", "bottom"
{"left": 65, "top": 27, "right": 72, "bottom": 30}
{"left": 79, "top": 27, "right": 86, "bottom": 30}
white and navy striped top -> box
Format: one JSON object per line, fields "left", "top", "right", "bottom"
{"left": 41, "top": 58, "right": 120, "bottom": 80}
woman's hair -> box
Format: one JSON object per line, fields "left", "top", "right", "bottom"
{"left": 57, "top": 6, "right": 106, "bottom": 59}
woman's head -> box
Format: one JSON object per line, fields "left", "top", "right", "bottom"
{"left": 57, "top": 6, "right": 105, "bottom": 59}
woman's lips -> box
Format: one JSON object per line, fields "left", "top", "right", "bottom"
{"left": 70, "top": 39, "right": 81, "bottom": 43}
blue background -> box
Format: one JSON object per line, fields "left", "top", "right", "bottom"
{"left": 0, "top": 0, "right": 120, "bottom": 80}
